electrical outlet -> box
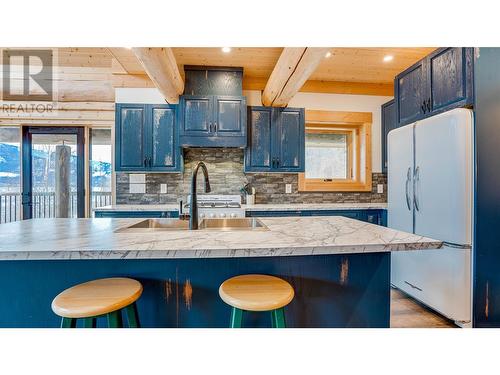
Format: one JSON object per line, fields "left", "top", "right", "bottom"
{"left": 285, "top": 184, "right": 292, "bottom": 194}
{"left": 160, "top": 184, "right": 168, "bottom": 194}
{"left": 377, "top": 184, "right": 384, "bottom": 194}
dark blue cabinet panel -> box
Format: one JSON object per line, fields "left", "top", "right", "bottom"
{"left": 275, "top": 108, "right": 305, "bottom": 171}
{"left": 245, "top": 106, "right": 305, "bottom": 173}
{"left": 179, "top": 95, "right": 246, "bottom": 147}
{"left": 395, "top": 61, "right": 427, "bottom": 125}
{"left": 214, "top": 96, "right": 246, "bottom": 136}
{"left": 394, "top": 47, "right": 474, "bottom": 126}
{"left": 115, "top": 103, "right": 182, "bottom": 172}
{"left": 149, "top": 105, "right": 180, "bottom": 171}
{"left": 428, "top": 47, "right": 474, "bottom": 113}
{"left": 245, "top": 107, "right": 273, "bottom": 171}
{"left": 180, "top": 96, "right": 212, "bottom": 136}
{"left": 381, "top": 99, "right": 397, "bottom": 173}
{"left": 116, "top": 104, "right": 146, "bottom": 170}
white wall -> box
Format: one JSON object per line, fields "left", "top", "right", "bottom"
{"left": 115, "top": 88, "right": 393, "bottom": 172}
{"left": 244, "top": 90, "right": 393, "bottom": 173}
{"left": 115, "top": 88, "right": 166, "bottom": 104}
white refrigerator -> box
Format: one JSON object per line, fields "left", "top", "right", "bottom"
{"left": 388, "top": 108, "right": 473, "bottom": 326}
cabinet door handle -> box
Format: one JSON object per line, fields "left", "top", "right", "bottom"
{"left": 144, "top": 157, "right": 148, "bottom": 167}
{"left": 208, "top": 122, "right": 212, "bottom": 132}
{"left": 414, "top": 166, "right": 420, "bottom": 211}
{"left": 271, "top": 157, "right": 276, "bottom": 168}
{"left": 149, "top": 156, "right": 153, "bottom": 168}
{"left": 405, "top": 167, "right": 412, "bottom": 211}
{"left": 426, "top": 98, "right": 431, "bottom": 112}
{"left": 421, "top": 101, "right": 426, "bottom": 114}
{"left": 276, "top": 158, "right": 280, "bottom": 168}
{"left": 214, "top": 122, "right": 217, "bottom": 132}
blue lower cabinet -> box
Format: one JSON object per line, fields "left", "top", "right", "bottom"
{"left": 0, "top": 253, "right": 390, "bottom": 327}
{"left": 246, "top": 209, "right": 387, "bottom": 226}
{"left": 94, "top": 211, "right": 178, "bottom": 219}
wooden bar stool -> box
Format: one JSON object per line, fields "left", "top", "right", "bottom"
{"left": 51, "top": 277, "right": 143, "bottom": 328}
{"left": 219, "top": 274, "right": 294, "bottom": 328}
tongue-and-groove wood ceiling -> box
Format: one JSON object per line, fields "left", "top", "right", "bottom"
{"left": 2, "top": 47, "right": 437, "bottom": 104}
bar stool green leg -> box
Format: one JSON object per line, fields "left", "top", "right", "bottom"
{"left": 271, "top": 308, "right": 286, "bottom": 328}
{"left": 125, "top": 302, "right": 140, "bottom": 328}
{"left": 83, "top": 317, "right": 97, "bottom": 328}
{"left": 230, "top": 307, "right": 243, "bottom": 328}
{"left": 61, "top": 317, "right": 76, "bottom": 328}
{"left": 107, "top": 310, "right": 123, "bottom": 328}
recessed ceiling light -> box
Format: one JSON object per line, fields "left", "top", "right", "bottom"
{"left": 325, "top": 51, "right": 332, "bottom": 58}
{"left": 383, "top": 55, "right": 394, "bottom": 62}
{"left": 222, "top": 47, "right": 231, "bottom": 53}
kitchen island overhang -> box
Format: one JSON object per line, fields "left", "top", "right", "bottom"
{"left": 0, "top": 217, "right": 441, "bottom": 328}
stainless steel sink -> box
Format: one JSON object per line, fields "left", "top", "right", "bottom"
{"left": 115, "top": 218, "right": 268, "bottom": 232}
{"left": 115, "top": 218, "right": 190, "bottom": 232}
{"left": 198, "top": 218, "right": 269, "bottom": 231}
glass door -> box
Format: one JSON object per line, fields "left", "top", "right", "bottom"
{"left": 21, "top": 127, "right": 85, "bottom": 219}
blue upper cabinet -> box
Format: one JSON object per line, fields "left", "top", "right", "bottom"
{"left": 180, "top": 95, "right": 212, "bottom": 137}
{"left": 275, "top": 108, "right": 305, "bottom": 171}
{"left": 395, "top": 47, "right": 474, "bottom": 126}
{"left": 115, "top": 104, "right": 147, "bottom": 171}
{"left": 381, "top": 99, "right": 397, "bottom": 173}
{"left": 395, "top": 60, "right": 427, "bottom": 125}
{"left": 179, "top": 95, "right": 247, "bottom": 147}
{"left": 149, "top": 105, "right": 181, "bottom": 171}
{"left": 245, "top": 107, "right": 273, "bottom": 171}
{"left": 427, "top": 47, "right": 474, "bottom": 113}
{"left": 115, "top": 103, "right": 182, "bottom": 172}
{"left": 245, "top": 106, "right": 305, "bottom": 173}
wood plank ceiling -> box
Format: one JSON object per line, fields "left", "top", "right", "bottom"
{"left": 1, "top": 46, "right": 436, "bottom": 106}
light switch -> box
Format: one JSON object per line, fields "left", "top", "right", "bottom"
{"left": 285, "top": 184, "right": 292, "bottom": 194}
{"left": 377, "top": 184, "right": 384, "bottom": 194}
{"left": 160, "top": 184, "right": 168, "bottom": 194}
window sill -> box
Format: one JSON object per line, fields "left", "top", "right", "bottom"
{"left": 298, "top": 174, "right": 372, "bottom": 192}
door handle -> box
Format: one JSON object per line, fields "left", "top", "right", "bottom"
{"left": 149, "top": 156, "right": 153, "bottom": 168}
{"left": 214, "top": 122, "right": 217, "bottom": 132}
{"left": 421, "top": 101, "right": 426, "bottom": 114}
{"left": 208, "top": 122, "right": 213, "bottom": 132}
{"left": 426, "top": 98, "right": 431, "bottom": 112}
{"left": 144, "top": 157, "right": 148, "bottom": 167}
{"left": 405, "top": 167, "right": 412, "bottom": 211}
{"left": 276, "top": 158, "right": 280, "bottom": 168}
{"left": 414, "top": 166, "right": 420, "bottom": 211}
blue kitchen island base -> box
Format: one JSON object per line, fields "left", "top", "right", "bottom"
{"left": 0, "top": 253, "right": 390, "bottom": 328}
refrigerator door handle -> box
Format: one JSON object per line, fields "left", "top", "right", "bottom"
{"left": 414, "top": 166, "right": 420, "bottom": 211}
{"left": 405, "top": 167, "right": 412, "bottom": 211}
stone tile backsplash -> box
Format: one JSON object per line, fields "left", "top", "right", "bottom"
{"left": 116, "top": 148, "right": 387, "bottom": 204}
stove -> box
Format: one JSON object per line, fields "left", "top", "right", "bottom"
{"left": 185, "top": 195, "right": 244, "bottom": 219}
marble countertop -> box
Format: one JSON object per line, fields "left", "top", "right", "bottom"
{"left": 0, "top": 216, "right": 440, "bottom": 260}
{"left": 94, "top": 202, "right": 387, "bottom": 212}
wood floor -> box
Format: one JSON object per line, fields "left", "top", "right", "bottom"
{"left": 390, "top": 288, "right": 457, "bottom": 328}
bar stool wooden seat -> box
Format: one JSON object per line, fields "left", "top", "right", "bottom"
{"left": 51, "top": 277, "right": 143, "bottom": 328}
{"left": 219, "top": 274, "right": 294, "bottom": 328}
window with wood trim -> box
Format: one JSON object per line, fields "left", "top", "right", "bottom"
{"left": 298, "top": 110, "right": 372, "bottom": 192}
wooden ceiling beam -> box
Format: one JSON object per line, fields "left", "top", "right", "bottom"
{"left": 244, "top": 77, "right": 393, "bottom": 96}
{"left": 262, "top": 47, "right": 330, "bottom": 107}
{"left": 131, "top": 47, "right": 184, "bottom": 104}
